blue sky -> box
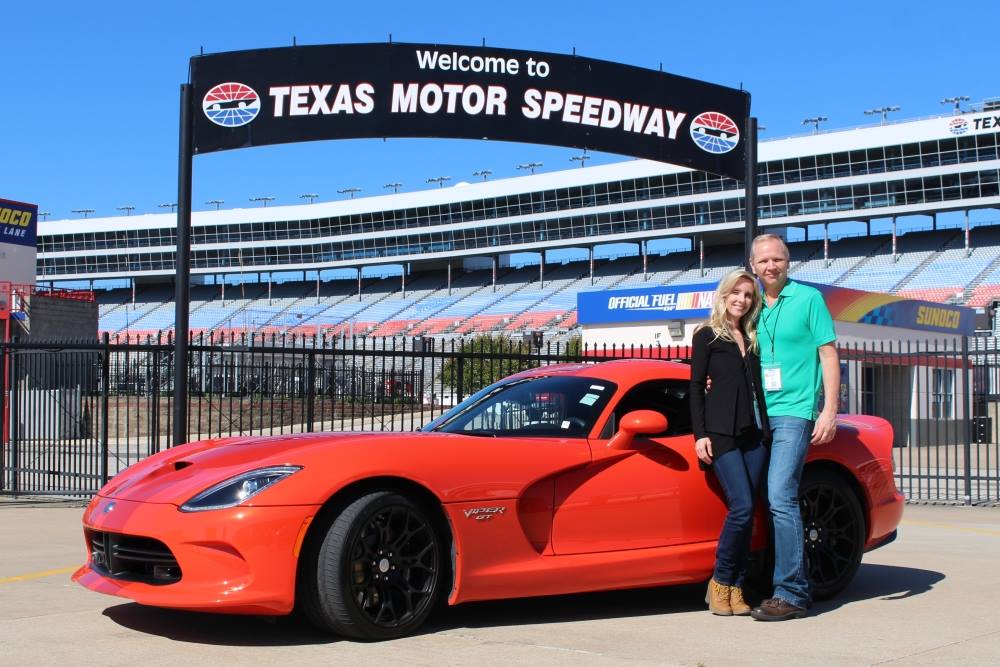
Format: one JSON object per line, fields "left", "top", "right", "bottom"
{"left": 2, "top": 0, "right": 996, "bottom": 225}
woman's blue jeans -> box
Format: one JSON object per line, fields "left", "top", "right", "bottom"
{"left": 766, "top": 416, "right": 813, "bottom": 609}
{"left": 711, "top": 437, "right": 768, "bottom": 586}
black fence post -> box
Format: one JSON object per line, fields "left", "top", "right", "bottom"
{"left": 962, "top": 335, "right": 972, "bottom": 506}
{"left": 8, "top": 338, "right": 18, "bottom": 496}
{"left": 151, "top": 343, "right": 161, "bottom": 454}
{"left": 101, "top": 331, "right": 111, "bottom": 487}
{"left": 306, "top": 346, "right": 316, "bottom": 433}
{"left": 456, "top": 354, "right": 465, "bottom": 404}
{"left": 0, "top": 337, "right": 6, "bottom": 494}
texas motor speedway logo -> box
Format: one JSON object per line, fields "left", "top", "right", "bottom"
{"left": 203, "top": 82, "right": 261, "bottom": 127}
{"left": 690, "top": 111, "right": 740, "bottom": 154}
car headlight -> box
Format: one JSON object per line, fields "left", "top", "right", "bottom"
{"left": 180, "top": 466, "right": 301, "bottom": 512}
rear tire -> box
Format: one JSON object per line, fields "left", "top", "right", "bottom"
{"left": 744, "top": 467, "right": 866, "bottom": 601}
{"left": 799, "top": 468, "right": 866, "bottom": 600}
{"left": 300, "top": 491, "right": 443, "bottom": 640}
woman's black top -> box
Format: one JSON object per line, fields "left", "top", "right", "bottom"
{"left": 689, "top": 326, "right": 771, "bottom": 457}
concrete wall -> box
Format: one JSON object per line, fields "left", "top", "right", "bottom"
{"left": 10, "top": 296, "right": 100, "bottom": 393}
{"left": 26, "top": 295, "right": 98, "bottom": 341}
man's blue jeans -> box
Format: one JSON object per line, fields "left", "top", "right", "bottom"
{"left": 766, "top": 416, "right": 813, "bottom": 609}
{"left": 711, "top": 437, "right": 768, "bottom": 587}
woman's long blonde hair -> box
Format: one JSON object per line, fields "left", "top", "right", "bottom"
{"left": 696, "top": 269, "right": 762, "bottom": 352}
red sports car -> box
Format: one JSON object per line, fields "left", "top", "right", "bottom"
{"left": 74, "top": 359, "right": 903, "bottom": 639}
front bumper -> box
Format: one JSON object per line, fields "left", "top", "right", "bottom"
{"left": 73, "top": 496, "right": 319, "bottom": 615}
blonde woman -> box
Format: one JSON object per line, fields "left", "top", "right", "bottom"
{"left": 689, "top": 269, "right": 771, "bottom": 616}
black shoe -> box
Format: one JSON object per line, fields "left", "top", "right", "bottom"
{"left": 750, "top": 597, "right": 807, "bottom": 621}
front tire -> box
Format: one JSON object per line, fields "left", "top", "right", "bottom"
{"left": 302, "top": 491, "right": 443, "bottom": 640}
{"left": 799, "top": 468, "right": 866, "bottom": 600}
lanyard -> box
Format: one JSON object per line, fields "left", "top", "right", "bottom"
{"left": 760, "top": 295, "right": 785, "bottom": 361}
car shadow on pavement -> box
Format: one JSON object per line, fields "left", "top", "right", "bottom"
{"left": 102, "top": 605, "right": 337, "bottom": 646}
{"left": 809, "top": 562, "right": 945, "bottom": 616}
{"left": 100, "top": 583, "right": 708, "bottom": 646}
{"left": 99, "top": 565, "right": 936, "bottom": 645}
{"left": 423, "top": 582, "right": 708, "bottom": 634}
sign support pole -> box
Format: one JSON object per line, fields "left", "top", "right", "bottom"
{"left": 173, "top": 83, "right": 193, "bottom": 447}
{"left": 743, "top": 116, "right": 759, "bottom": 271}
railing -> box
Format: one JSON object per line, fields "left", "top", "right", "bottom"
{"left": 2, "top": 334, "right": 997, "bottom": 505}
{"left": 6, "top": 282, "right": 95, "bottom": 305}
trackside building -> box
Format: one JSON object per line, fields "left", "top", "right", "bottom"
{"left": 579, "top": 282, "right": 976, "bottom": 446}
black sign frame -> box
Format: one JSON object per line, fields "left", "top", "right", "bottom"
{"left": 190, "top": 42, "right": 750, "bottom": 178}
{"left": 172, "top": 42, "right": 759, "bottom": 446}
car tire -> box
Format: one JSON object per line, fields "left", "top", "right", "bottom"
{"left": 300, "top": 491, "right": 443, "bottom": 640}
{"left": 799, "top": 467, "right": 866, "bottom": 600}
{"left": 743, "top": 467, "right": 865, "bottom": 602}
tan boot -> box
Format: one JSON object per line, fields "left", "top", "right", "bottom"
{"left": 730, "top": 585, "right": 752, "bottom": 616}
{"left": 707, "top": 578, "right": 733, "bottom": 616}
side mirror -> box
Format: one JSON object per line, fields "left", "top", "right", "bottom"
{"left": 608, "top": 410, "right": 668, "bottom": 450}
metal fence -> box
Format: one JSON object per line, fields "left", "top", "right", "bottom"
{"left": 2, "top": 333, "right": 997, "bottom": 504}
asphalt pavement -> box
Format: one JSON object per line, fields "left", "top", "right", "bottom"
{"left": 1, "top": 501, "right": 998, "bottom": 666}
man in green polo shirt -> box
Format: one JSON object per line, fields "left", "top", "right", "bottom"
{"left": 748, "top": 234, "right": 840, "bottom": 622}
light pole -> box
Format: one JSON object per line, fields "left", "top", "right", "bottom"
{"left": 337, "top": 187, "right": 362, "bottom": 199}
{"left": 299, "top": 193, "right": 319, "bottom": 204}
{"left": 249, "top": 196, "right": 275, "bottom": 207}
{"left": 517, "top": 162, "right": 543, "bottom": 174}
{"left": 159, "top": 202, "right": 178, "bottom": 213}
{"left": 941, "top": 96, "right": 970, "bottom": 115}
{"left": 72, "top": 208, "right": 95, "bottom": 219}
{"left": 205, "top": 199, "right": 225, "bottom": 210}
{"left": 116, "top": 205, "right": 136, "bottom": 216}
{"left": 569, "top": 153, "right": 590, "bottom": 168}
{"left": 472, "top": 169, "right": 492, "bottom": 181}
{"left": 38, "top": 211, "right": 51, "bottom": 221}
{"left": 426, "top": 176, "right": 451, "bottom": 188}
{"left": 801, "top": 116, "right": 828, "bottom": 134}
{"left": 864, "top": 106, "right": 900, "bottom": 124}
{"left": 383, "top": 182, "right": 402, "bottom": 193}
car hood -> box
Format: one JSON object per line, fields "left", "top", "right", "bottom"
{"left": 97, "top": 431, "right": 416, "bottom": 506}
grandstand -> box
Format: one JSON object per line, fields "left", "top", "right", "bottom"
{"left": 36, "top": 98, "right": 1000, "bottom": 339}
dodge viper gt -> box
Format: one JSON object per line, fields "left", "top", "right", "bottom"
{"left": 74, "top": 359, "right": 903, "bottom": 639}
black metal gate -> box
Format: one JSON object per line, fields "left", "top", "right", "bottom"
{"left": 2, "top": 333, "right": 998, "bottom": 504}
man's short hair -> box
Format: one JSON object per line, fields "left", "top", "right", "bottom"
{"left": 750, "top": 233, "right": 790, "bottom": 262}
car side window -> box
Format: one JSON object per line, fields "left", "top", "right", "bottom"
{"left": 600, "top": 379, "right": 693, "bottom": 439}
{"left": 430, "top": 376, "right": 618, "bottom": 438}
{"left": 464, "top": 393, "right": 566, "bottom": 432}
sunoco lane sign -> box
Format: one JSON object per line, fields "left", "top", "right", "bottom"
{"left": 190, "top": 43, "right": 750, "bottom": 179}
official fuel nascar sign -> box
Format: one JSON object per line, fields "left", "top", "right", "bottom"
{"left": 189, "top": 43, "right": 750, "bottom": 179}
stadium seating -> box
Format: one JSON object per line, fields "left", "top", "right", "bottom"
{"left": 791, "top": 235, "right": 884, "bottom": 285}
{"left": 90, "top": 224, "right": 1000, "bottom": 339}
{"left": 969, "top": 282, "right": 1000, "bottom": 307}
{"left": 894, "top": 287, "right": 964, "bottom": 303}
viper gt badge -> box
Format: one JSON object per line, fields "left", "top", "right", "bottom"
{"left": 463, "top": 506, "right": 505, "bottom": 520}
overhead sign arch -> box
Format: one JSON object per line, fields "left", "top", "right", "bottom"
{"left": 172, "top": 42, "right": 755, "bottom": 446}
{"left": 190, "top": 43, "right": 750, "bottom": 178}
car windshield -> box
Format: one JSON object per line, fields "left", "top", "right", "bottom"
{"left": 424, "top": 375, "right": 617, "bottom": 438}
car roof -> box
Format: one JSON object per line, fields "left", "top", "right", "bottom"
{"left": 513, "top": 359, "right": 690, "bottom": 384}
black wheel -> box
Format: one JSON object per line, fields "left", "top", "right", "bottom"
{"left": 301, "top": 491, "right": 443, "bottom": 640}
{"left": 799, "top": 468, "right": 866, "bottom": 600}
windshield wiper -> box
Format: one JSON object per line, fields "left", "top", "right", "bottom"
{"left": 459, "top": 430, "right": 499, "bottom": 437}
